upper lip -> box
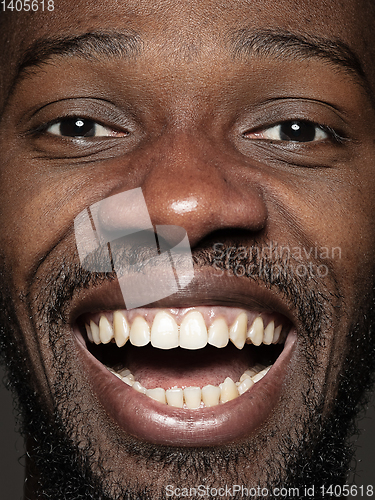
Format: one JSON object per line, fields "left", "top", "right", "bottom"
{"left": 69, "top": 266, "right": 299, "bottom": 330}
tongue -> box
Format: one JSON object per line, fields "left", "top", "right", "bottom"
{"left": 125, "top": 344, "right": 254, "bottom": 390}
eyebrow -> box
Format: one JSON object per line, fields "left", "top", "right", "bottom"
{"left": 18, "top": 27, "right": 365, "bottom": 80}
{"left": 4, "top": 31, "right": 142, "bottom": 104}
{"left": 20, "top": 30, "right": 141, "bottom": 69}
{"left": 231, "top": 28, "right": 367, "bottom": 83}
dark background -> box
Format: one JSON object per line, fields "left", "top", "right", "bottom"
{"left": 1, "top": 364, "right": 374, "bottom": 499}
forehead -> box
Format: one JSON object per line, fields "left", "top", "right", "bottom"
{"left": 0, "top": 0, "right": 375, "bottom": 109}
{"left": 1, "top": 0, "right": 374, "bottom": 58}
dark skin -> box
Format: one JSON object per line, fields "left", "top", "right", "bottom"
{"left": 1, "top": 0, "right": 375, "bottom": 498}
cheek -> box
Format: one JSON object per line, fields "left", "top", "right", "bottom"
{"left": 268, "top": 168, "right": 375, "bottom": 306}
{"left": 0, "top": 151, "right": 135, "bottom": 290}
{"left": 0, "top": 155, "right": 82, "bottom": 288}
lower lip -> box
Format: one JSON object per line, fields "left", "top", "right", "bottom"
{"left": 75, "top": 331, "right": 296, "bottom": 446}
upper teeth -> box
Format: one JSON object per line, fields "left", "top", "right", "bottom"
{"left": 84, "top": 310, "right": 286, "bottom": 349}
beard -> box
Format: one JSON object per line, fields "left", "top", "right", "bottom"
{"left": 1, "top": 242, "right": 375, "bottom": 500}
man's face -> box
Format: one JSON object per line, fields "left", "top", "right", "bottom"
{"left": 1, "top": 0, "right": 375, "bottom": 498}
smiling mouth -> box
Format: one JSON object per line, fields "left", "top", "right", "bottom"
{"left": 74, "top": 303, "right": 296, "bottom": 445}
{"left": 81, "top": 307, "right": 289, "bottom": 407}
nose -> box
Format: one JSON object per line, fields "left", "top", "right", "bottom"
{"left": 97, "top": 131, "right": 268, "bottom": 248}
{"left": 139, "top": 132, "right": 268, "bottom": 247}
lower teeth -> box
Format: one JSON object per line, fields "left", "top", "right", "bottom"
{"left": 107, "top": 364, "right": 271, "bottom": 408}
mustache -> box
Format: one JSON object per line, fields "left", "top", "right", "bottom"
{"left": 33, "top": 237, "right": 339, "bottom": 345}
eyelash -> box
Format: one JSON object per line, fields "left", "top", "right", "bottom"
{"left": 37, "top": 117, "right": 129, "bottom": 138}
{"left": 243, "top": 120, "right": 345, "bottom": 144}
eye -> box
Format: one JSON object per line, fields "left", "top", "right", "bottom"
{"left": 245, "top": 120, "right": 329, "bottom": 142}
{"left": 47, "top": 117, "right": 128, "bottom": 138}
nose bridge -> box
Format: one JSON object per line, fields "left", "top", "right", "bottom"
{"left": 137, "top": 129, "right": 268, "bottom": 246}
{"left": 144, "top": 128, "right": 225, "bottom": 200}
